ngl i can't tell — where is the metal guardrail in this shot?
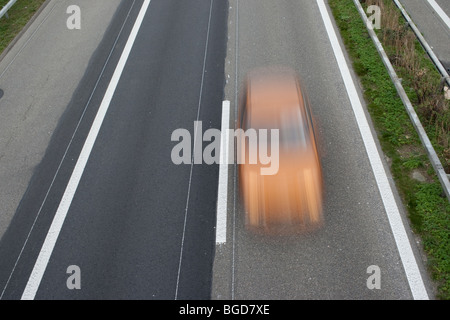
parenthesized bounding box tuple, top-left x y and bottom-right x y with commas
(392, 0, 450, 88)
(0, 0, 18, 20)
(353, 0, 450, 201)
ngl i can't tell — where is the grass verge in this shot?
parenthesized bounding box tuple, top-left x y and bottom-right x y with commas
(329, 0, 450, 299)
(0, 0, 47, 56)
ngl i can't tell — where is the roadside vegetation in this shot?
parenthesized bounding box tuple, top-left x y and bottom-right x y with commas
(0, 0, 46, 56)
(329, 0, 450, 299)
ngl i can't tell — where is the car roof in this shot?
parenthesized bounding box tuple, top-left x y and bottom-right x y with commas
(246, 68, 306, 126)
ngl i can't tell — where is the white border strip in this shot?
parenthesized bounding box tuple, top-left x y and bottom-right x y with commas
(21, 0, 152, 300)
(427, 0, 450, 29)
(317, 0, 428, 300)
(216, 101, 230, 244)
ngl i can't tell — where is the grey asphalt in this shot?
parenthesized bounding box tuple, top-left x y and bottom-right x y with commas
(0, 0, 227, 299)
(0, 0, 122, 240)
(0, 0, 437, 301)
(212, 0, 435, 300)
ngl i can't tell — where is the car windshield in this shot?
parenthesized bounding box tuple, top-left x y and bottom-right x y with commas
(279, 107, 309, 150)
(251, 106, 310, 151)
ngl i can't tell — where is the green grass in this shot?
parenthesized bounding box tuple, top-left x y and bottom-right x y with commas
(329, 0, 450, 299)
(0, 0, 47, 55)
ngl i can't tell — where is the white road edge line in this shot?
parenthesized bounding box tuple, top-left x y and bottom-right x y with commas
(216, 101, 230, 244)
(427, 0, 450, 29)
(20, 0, 152, 300)
(317, 0, 429, 300)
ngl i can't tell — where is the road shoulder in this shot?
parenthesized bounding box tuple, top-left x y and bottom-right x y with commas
(0, 0, 122, 239)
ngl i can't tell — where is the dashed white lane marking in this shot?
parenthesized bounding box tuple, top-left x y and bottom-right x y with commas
(216, 100, 230, 245)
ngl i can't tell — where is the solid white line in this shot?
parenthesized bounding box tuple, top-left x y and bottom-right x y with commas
(216, 101, 230, 244)
(317, 0, 429, 300)
(427, 0, 450, 29)
(0, 0, 137, 300)
(20, 0, 152, 300)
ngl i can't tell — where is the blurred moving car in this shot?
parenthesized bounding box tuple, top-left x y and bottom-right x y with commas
(238, 67, 323, 233)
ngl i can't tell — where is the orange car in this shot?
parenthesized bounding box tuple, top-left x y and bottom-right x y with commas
(238, 67, 324, 233)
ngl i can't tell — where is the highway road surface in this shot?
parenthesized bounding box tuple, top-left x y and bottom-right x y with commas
(0, 0, 228, 300)
(212, 0, 435, 300)
(0, 0, 437, 300)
